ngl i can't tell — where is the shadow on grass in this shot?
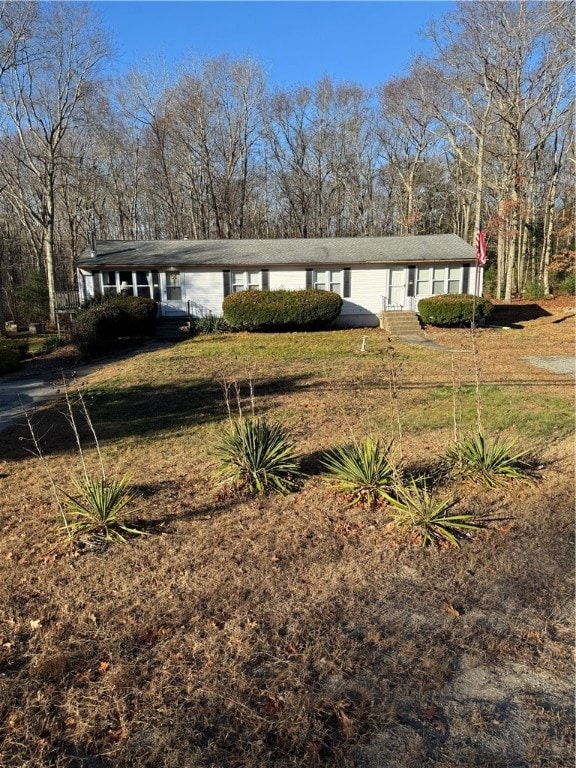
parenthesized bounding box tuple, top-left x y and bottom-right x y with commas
(552, 313, 575, 324)
(131, 480, 241, 528)
(68, 497, 240, 551)
(300, 448, 329, 477)
(0, 373, 319, 461)
(90, 372, 317, 443)
(487, 303, 552, 325)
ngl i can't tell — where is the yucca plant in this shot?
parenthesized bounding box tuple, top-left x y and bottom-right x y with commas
(320, 436, 396, 507)
(214, 417, 302, 495)
(25, 377, 145, 543)
(445, 432, 532, 488)
(61, 475, 144, 542)
(383, 479, 479, 548)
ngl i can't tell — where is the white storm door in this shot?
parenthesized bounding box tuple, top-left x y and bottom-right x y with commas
(162, 270, 186, 315)
(388, 267, 406, 308)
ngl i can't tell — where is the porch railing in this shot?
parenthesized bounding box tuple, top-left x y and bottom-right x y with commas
(55, 290, 81, 310)
(381, 296, 418, 312)
(187, 300, 213, 318)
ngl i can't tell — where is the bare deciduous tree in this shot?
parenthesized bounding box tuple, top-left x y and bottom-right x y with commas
(0, 2, 109, 321)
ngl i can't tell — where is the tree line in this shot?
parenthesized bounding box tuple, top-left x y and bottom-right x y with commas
(0, 0, 573, 325)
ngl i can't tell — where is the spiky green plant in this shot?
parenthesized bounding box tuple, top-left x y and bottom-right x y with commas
(61, 475, 143, 542)
(445, 432, 532, 488)
(320, 437, 396, 507)
(214, 417, 302, 495)
(383, 479, 479, 548)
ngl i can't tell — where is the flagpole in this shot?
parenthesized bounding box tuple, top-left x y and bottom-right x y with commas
(472, 234, 479, 329)
(473, 260, 482, 327)
(473, 220, 487, 328)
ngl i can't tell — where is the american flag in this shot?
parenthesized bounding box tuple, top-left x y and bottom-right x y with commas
(475, 223, 487, 267)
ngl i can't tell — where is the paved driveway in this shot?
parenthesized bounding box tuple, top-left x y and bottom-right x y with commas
(0, 374, 65, 433)
(0, 341, 165, 434)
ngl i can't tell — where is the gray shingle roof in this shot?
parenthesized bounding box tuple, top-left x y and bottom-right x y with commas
(76, 234, 475, 270)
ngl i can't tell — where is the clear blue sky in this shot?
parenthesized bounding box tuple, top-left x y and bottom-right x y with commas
(94, 1, 454, 89)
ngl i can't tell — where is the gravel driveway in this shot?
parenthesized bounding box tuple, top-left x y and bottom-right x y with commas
(523, 356, 575, 377)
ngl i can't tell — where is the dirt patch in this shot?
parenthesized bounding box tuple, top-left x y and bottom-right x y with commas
(352, 654, 573, 767)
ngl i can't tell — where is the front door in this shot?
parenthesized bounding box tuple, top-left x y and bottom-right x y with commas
(161, 270, 187, 315)
(388, 266, 406, 309)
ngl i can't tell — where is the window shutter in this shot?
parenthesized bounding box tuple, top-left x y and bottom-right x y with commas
(306, 268, 313, 289)
(343, 268, 351, 298)
(462, 264, 470, 294)
(261, 269, 269, 290)
(151, 270, 161, 302)
(407, 266, 416, 298)
(223, 270, 231, 297)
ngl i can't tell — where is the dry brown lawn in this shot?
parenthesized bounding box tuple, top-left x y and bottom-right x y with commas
(0, 298, 574, 767)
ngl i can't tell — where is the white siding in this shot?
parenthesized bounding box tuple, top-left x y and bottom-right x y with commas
(80, 263, 478, 328)
(346, 266, 389, 314)
(269, 269, 304, 291)
(182, 270, 225, 315)
(270, 266, 385, 325)
(77, 269, 92, 304)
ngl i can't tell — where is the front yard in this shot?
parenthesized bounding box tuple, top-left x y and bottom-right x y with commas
(0, 299, 573, 767)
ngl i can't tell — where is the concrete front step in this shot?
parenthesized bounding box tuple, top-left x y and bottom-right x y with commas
(383, 317, 421, 325)
(379, 311, 422, 336)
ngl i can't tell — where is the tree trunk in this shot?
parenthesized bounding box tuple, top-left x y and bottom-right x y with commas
(44, 185, 57, 323)
(541, 132, 563, 295)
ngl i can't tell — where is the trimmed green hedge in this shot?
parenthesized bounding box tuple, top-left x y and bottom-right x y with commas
(71, 295, 157, 357)
(222, 289, 343, 331)
(418, 294, 493, 327)
(97, 295, 158, 337)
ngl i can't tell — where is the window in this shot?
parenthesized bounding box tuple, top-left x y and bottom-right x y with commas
(231, 270, 262, 292)
(98, 270, 158, 299)
(416, 267, 430, 296)
(418, 266, 462, 296)
(313, 269, 342, 295)
(231, 271, 245, 292)
(432, 267, 446, 295)
(247, 271, 260, 290)
(306, 268, 350, 297)
(119, 271, 134, 296)
(447, 266, 460, 294)
(136, 271, 151, 297)
(102, 271, 117, 295)
(166, 271, 182, 301)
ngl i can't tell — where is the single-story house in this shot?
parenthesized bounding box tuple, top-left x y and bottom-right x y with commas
(76, 234, 480, 328)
